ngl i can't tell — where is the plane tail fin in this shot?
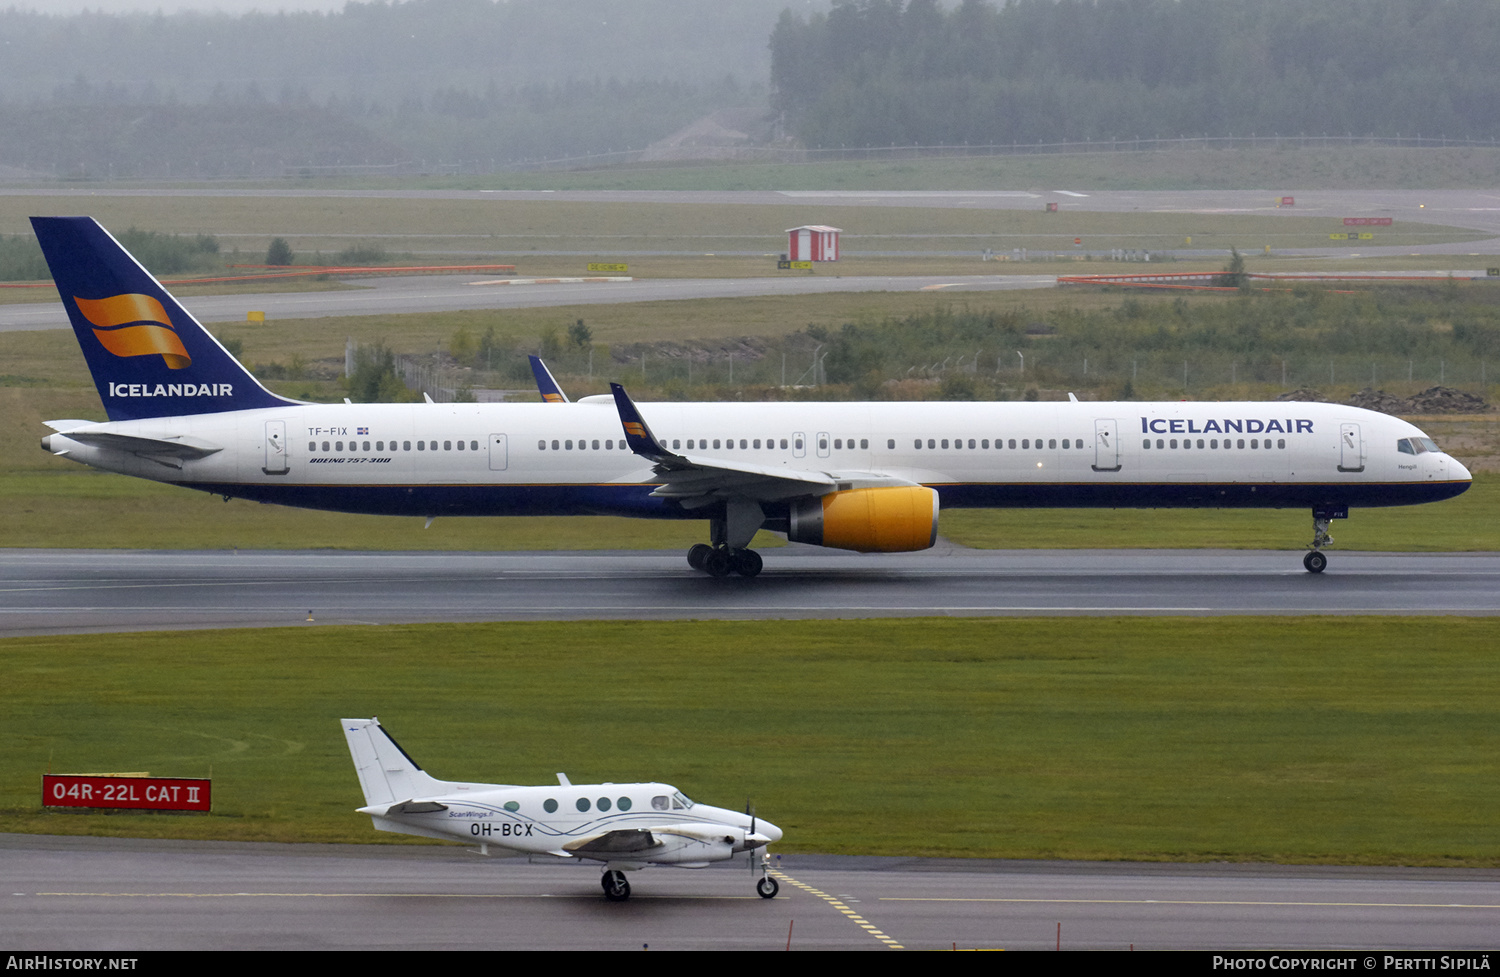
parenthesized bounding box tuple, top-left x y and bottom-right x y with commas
(528, 355, 570, 403)
(30, 216, 299, 422)
(341, 717, 452, 805)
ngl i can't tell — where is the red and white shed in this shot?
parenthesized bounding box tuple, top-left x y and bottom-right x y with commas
(786, 225, 842, 262)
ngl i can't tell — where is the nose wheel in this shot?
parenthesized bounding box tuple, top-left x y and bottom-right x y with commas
(1304, 514, 1334, 574)
(601, 869, 631, 902)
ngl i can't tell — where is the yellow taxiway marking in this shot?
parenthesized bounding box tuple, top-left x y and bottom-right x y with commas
(882, 897, 1500, 910)
(768, 870, 903, 950)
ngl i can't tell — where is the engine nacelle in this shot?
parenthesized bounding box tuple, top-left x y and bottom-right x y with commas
(787, 486, 939, 553)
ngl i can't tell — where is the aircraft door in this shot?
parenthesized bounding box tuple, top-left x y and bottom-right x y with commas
(816, 431, 831, 459)
(262, 420, 288, 475)
(489, 433, 508, 471)
(1091, 418, 1121, 472)
(1338, 422, 1364, 472)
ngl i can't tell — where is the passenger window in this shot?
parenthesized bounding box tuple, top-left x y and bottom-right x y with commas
(504, 801, 519, 812)
(740, 439, 747, 449)
(941, 439, 949, 449)
(888, 439, 896, 449)
(1022, 439, 1029, 449)
(795, 438, 803, 450)
(754, 439, 762, 449)
(363, 441, 370, 451)
(781, 439, 789, 449)
(544, 798, 558, 813)
(652, 795, 669, 811)
(417, 441, 425, 451)
(861, 439, 869, 449)
(538, 440, 546, 450)
(1049, 439, 1056, 449)
(565, 440, 572, 450)
(551, 440, 559, 451)
(1278, 439, 1286, 449)
(457, 440, 465, 451)
(472, 441, 480, 451)
(403, 441, 411, 451)
(576, 798, 591, 812)
(1143, 439, 1151, 449)
(1008, 439, 1016, 449)
(597, 797, 611, 812)
(376, 441, 384, 451)
(618, 797, 632, 811)
(914, 439, 922, 449)
(308, 441, 316, 451)
(968, 439, 976, 449)
(606, 440, 614, 450)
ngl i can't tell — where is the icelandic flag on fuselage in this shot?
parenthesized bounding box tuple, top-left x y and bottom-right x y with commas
(31, 216, 299, 421)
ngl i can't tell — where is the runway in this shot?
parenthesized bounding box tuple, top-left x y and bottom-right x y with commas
(4, 834, 1497, 951)
(0, 272, 1057, 333)
(2, 547, 1498, 637)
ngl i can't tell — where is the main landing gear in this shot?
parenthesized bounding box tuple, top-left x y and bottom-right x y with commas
(687, 543, 762, 578)
(1303, 512, 1335, 574)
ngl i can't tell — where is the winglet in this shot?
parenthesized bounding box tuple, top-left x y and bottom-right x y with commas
(609, 383, 671, 461)
(528, 355, 569, 403)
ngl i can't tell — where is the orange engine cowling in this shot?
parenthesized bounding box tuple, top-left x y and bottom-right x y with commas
(787, 486, 939, 553)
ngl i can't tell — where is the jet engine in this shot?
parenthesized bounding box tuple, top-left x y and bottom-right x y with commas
(787, 486, 939, 552)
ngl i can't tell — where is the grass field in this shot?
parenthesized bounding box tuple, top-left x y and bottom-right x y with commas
(5, 617, 1498, 865)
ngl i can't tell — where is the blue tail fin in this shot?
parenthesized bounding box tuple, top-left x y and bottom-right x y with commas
(31, 216, 298, 421)
(528, 355, 570, 403)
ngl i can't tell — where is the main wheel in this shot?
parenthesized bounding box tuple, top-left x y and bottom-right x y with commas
(731, 548, 763, 578)
(703, 547, 733, 577)
(1303, 550, 1328, 574)
(756, 876, 779, 899)
(603, 871, 631, 902)
(687, 543, 713, 570)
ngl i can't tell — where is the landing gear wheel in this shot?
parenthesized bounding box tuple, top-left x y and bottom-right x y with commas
(602, 870, 631, 902)
(756, 876, 779, 899)
(703, 547, 733, 578)
(1303, 550, 1328, 574)
(731, 548, 763, 578)
(687, 543, 713, 571)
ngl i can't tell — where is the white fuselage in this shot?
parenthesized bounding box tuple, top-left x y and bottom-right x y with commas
(43, 398, 1469, 520)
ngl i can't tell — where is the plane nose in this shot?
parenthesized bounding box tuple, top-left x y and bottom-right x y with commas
(755, 819, 783, 845)
(1452, 457, 1473, 483)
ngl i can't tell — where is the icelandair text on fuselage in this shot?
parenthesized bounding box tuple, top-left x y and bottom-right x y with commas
(108, 382, 231, 398)
(6, 958, 137, 970)
(1142, 417, 1314, 435)
(1213, 957, 1491, 971)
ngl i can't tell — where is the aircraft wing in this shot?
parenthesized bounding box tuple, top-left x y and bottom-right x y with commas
(608, 383, 917, 507)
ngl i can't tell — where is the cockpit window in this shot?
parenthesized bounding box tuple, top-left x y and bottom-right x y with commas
(1397, 439, 1416, 455)
(1400, 437, 1442, 455)
(671, 791, 694, 810)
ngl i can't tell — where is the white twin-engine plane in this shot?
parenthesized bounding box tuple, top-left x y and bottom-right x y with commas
(33, 216, 1471, 575)
(342, 718, 782, 901)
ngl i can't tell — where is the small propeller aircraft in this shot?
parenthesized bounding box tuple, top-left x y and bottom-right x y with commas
(341, 717, 782, 901)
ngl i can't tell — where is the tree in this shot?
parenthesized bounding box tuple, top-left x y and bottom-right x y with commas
(266, 237, 294, 266)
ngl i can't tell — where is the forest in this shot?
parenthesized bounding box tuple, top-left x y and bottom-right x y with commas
(771, 0, 1500, 148)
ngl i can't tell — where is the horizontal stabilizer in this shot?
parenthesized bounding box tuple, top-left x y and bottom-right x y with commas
(49, 428, 223, 460)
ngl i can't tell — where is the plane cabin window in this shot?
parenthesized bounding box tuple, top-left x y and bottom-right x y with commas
(445, 441, 453, 451)
(597, 797, 612, 812)
(1143, 439, 1151, 449)
(504, 801, 519, 812)
(590, 440, 598, 450)
(376, 441, 384, 451)
(1278, 439, 1286, 449)
(782, 439, 789, 449)
(544, 798, 558, 813)
(403, 441, 411, 451)
(417, 441, 425, 451)
(819, 438, 829, 450)
(318, 441, 327, 451)
(1021, 439, 1029, 449)
(795, 438, 804, 450)
(457, 440, 465, 451)
(1157, 439, 1165, 449)
(834, 439, 842, 450)
(1170, 439, 1178, 449)
(565, 440, 573, 450)
(672, 440, 681, 449)
(914, 440, 922, 449)
(617, 797, 632, 811)
(753, 439, 762, 449)
(981, 439, 989, 449)
(308, 441, 317, 451)
(1251, 439, 1259, 449)
(538, 440, 546, 450)
(740, 439, 747, 449)
(550, 440, 559, 451)
(1008, 439, 1017, 449)
(1237, 439, 1245, 449)
(939, 439, 948, 449)
(713, 439, 721, 449)
(888, 439, 896, 449)
(576, 798, 591, 812)
(652, 795, 669, 811)
(1049, 439, 1056, 449)
(363, 441, 371, 451)
(606, 440, 614, 450)
(1211, 439, 1219, 449)
(860, 439, 868, 449)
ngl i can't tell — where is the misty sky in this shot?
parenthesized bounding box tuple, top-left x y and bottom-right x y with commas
(14, 1, 347, 13)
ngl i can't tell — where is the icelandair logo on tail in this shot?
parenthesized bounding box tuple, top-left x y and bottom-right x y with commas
(74, 293, 191, 370)
(623, 421, 646, 438)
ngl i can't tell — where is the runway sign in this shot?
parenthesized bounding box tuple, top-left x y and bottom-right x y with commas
(43, 774, 211, 812)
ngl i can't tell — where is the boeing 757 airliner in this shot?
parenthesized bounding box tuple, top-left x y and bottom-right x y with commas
(32, 217, 1471, 576)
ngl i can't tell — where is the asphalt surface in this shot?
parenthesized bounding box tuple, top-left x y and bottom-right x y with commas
(3, 834, 1497, 951)
(3, 547, 1498, 637)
